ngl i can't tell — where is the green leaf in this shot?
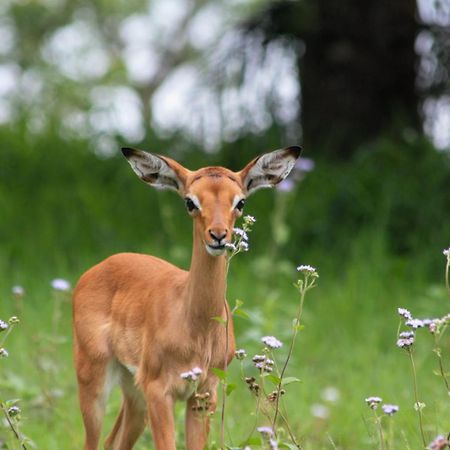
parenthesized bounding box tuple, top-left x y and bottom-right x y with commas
(240, 437, 261, 446)
(281, 377, 301, 386)
(267, 374, 282, 385)
(210, 368, 227, 380)
(233, 309, 250, 320)
(211, 316, 227, 326)
(226, 383, 236, 396)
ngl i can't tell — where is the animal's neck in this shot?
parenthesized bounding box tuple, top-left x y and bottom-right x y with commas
(185, 230, 228, 329)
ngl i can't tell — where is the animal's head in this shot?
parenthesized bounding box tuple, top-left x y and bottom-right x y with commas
(122, 146, 301, 256)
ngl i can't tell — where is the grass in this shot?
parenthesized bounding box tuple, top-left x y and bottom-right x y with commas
(1, 234, 449, 449)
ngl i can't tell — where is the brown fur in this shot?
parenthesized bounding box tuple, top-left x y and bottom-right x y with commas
(73, 146, 300, 450)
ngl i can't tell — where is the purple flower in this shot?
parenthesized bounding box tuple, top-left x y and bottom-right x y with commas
(397, 330, 415, 349)
(427, 435, 449, 450)
(405, 318, 425, 329)
(261, 336, 283, 349)
(397, 308, 412, 320)
(257, 426, 274, 437)
(276, 178, 295, 192)
(382, 404, 399, 415)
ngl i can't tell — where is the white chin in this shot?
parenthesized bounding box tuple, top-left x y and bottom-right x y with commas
(206, 245, 226, 257)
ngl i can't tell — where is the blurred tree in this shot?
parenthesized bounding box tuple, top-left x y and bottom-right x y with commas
(243, 0, 420, 158)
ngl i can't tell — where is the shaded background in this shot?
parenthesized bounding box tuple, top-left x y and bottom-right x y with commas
(1, 1, 450, 448)
(1, 0, 449, 280)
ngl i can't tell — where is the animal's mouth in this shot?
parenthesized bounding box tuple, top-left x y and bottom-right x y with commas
(206, 243, 226, 256)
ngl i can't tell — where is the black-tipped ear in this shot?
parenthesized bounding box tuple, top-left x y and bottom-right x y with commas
(121, 147, 137, 158)
(121, 147, 189, 194)
(238, 145, 302, 195)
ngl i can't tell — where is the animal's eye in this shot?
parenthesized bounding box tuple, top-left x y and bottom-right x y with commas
(235, 199, 245, 211)
(185, 198, 198, 213)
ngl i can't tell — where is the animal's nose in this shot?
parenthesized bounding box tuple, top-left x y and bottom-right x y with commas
(209, 229, 227, 242)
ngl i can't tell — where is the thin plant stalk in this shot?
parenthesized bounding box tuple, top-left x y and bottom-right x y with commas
(272, 273, 317, 431)
(1, 404, 27, 450)
(373, 409, 385, 450)
(445, 252, 449, 299)
(407, 349, 427, 448)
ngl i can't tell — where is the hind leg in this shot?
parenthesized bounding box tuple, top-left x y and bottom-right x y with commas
(104, 369, 146, 450)
(76, 356, 112, 450)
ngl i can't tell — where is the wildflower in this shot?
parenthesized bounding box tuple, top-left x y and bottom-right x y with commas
(267, 389, 285, 402)
(443, 248, 450, 257)
(180, 367, 202, 382)
(8, 316, 19, 325)
(244, 215, 256, 224)
(0, 320, 8, 332)
(7, 406, 20, 418)
(269, 438, 279, 450)
(235, 349, 247, 360)
(238, 240, 249, 251)
(12, 285, 24, 297)
(252, 355, 274, 373)
(225, 243, 237, 252)
(311, 403, 330, 419)
(427, 434, 449, 450)
(397, 308, 412, 320)
(257, 426, 274, 437)
(382, 404, 399, 416)
(0, 348, 9, 358)
(322, 386, 340, 403)
(277, 178, 295, 192)
(297, 265, 317, 274)
(429, 321, 438, 334)
(405, 318, 425, 329)
(51, 278, 71, 291)
(365, 396, 382, 409)
(396, 331, 415, 349)
(296, 157, 315, 172)
(233, 227, 248, 241)
(261, 336, 283, 349)
(245, 376, 260, 395)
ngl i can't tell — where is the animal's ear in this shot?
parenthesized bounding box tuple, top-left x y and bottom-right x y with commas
(238, 146, 302, 195)
(121, 148, 190, 194)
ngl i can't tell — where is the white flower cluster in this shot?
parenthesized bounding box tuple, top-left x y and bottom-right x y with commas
(261, 336, 283, 349)
(396, 331, 415, 349)
(180, 367, 203, 382)
(398, 307, 450, 335)
(443, 247, 450, 258)
(252, 354, 274, 373)
(296, 264, 317, 274)
(0, 320, 8, 332)
(51, 278, 71, 292)
(234, 349, 247, 360)
(365, 396, 383, 410)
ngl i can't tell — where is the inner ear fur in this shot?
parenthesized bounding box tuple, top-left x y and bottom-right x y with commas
(121, 147, 190, 194)
(238, 146, 302, 195)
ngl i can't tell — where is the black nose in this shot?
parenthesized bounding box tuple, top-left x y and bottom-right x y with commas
(209, 229, 227, 242)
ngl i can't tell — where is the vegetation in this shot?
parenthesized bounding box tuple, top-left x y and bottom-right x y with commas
(1, 126, 449, 449)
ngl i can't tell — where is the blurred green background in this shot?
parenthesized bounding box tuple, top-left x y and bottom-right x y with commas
(1, 0, 450, 449)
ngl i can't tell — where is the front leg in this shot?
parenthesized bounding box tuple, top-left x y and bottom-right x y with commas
(145, 381, 176, 450)
(185, 380, 218, 450)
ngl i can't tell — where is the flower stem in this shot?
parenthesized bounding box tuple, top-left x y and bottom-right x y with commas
(373, 410, 385, 450)
(1, 404, 27, 450)
(408, 350, 427, 448)
(272, 276, 315, 433)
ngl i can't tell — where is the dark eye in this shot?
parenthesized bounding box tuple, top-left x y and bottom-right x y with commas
(185, 198, 198, 213)
(235, 199, 245, 211)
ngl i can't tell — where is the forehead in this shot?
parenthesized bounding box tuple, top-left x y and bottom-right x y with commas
(186, 167, 243, 198)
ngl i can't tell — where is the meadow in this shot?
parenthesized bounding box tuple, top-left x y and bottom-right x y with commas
(1, 131, 450, 449)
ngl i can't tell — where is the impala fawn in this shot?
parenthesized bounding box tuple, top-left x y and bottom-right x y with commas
(73, 145, 301, 450)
